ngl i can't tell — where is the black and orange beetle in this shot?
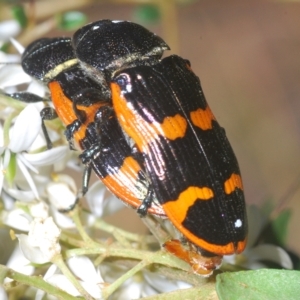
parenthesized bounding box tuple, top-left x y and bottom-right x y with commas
(72, 19, 247, 256)
(12, 20, 247, 275)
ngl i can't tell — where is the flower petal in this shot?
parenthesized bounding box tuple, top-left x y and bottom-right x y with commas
(22, 146, 69, 166)
(9, 104, 41, 152)
(27, 80, 46, 97)
(47, 181, 76, 211)
(46, 274, 80, 296)
(86, 181, 124, 217)
(10, 38, 24, 54)
(17, 156, 39, 199)
(0, 65, 31, 88)
(144, 271, 191, 294)
(18, 217, 61, 263)
(0, 52, 20, 65)
(6, 246, 34, 277)
(0, 287, 8, 300)
(6, 186, 36, 202)
(80, 281, 103, 299)
(68, 256, 103, 284)
(30, 201, 49, 219)
(35, 264, 58, 300)
(0, 159, 3, 194)
(17, 233, 49, 264)
(115, 279, 142, 299)
(0, 20, 21, 41)
(50, 208, 75, 229)
(2, 208, 31, 231)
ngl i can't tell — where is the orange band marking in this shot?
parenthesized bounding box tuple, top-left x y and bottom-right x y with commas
(190, 106, 216, 130)
(111, 83, 187, 153)
(102, 156, 140, 198)
(162, 186, 213, 224)
(224, 173, 243, 194)
(102, 156, 165, 216)
(49, 81, 106, 148)
(162, 185, 246, 255)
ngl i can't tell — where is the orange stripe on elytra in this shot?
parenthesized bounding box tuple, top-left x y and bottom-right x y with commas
(162, 186, 214, 224)
(162, 185, 246, 255)
(224, 173, 243, 194)
(111, 83, 187, 152)
(49, 81, 106, 148)
(190, 105, 216, 130)
(102, 156, 141, 199)
(102, 156, 165, 216)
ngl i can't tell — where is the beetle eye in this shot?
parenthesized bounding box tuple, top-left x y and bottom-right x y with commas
(116, 74, 129, 85)
(116, 74, 132, 93)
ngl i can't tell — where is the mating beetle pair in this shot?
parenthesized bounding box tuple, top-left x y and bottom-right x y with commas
(13, 20, 247, 275)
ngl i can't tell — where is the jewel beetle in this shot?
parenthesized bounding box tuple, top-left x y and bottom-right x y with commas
(13, 36, 165, 215)
(72, 20, 248, 256)
(14, 34, 221, 275)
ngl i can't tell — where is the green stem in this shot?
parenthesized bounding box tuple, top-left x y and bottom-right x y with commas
(69, 205, 100, 247)
(0, 264, 81, 300)
(66, 246, 190, 272)
(60, 231, 85, 248)
(102, 259, 151, 299)
(94, 219, 156, 244)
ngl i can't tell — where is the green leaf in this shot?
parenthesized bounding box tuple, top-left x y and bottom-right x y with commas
(261, 209, 291, 247)
(0, 42, 10, 53)
(271, 210, 291, 246)
(217, 269, 300, 300)
(133, 5, 160, 24)
(5, 152, 16, 185)
(11, 5, 27, 28)
(56, 11, 87, 31)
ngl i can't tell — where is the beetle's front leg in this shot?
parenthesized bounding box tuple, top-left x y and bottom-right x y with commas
(40, 107, 58, 149)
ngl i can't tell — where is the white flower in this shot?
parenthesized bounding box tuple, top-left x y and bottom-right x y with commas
(46, 174, 78, 211)
(0, 105, 68, 201)
(17, 216, 61, 264)
(2, 199, 49, 231)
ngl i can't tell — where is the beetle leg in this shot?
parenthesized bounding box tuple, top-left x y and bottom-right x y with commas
(5, 91, 49, 103)
(137, 188, 155, 217)
(94, 105, 114, 131)
(81, 164, 92, 196)
(64, 119, 81, 149)
(40, 107, 58, 149)
(79, 143, 102, 164)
